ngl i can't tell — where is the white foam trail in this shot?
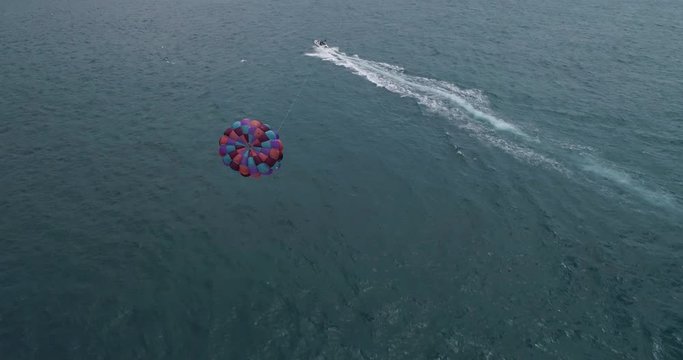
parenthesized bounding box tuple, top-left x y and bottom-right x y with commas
(582, 158, 679, 211)
(306, 45, 564, 171)
(307, 45, 680, 212)
(306, 46, 526, 136)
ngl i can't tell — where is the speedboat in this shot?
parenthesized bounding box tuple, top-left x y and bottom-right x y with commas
(314, 39, 328, 47)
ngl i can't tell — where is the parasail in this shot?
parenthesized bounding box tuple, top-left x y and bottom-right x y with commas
(219, 118, 283, 178)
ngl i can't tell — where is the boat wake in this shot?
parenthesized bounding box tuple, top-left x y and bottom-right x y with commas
(306, 44, 563, 171)
(305, 44, 680, 212)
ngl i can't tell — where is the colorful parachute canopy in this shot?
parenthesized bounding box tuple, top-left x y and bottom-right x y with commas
(219, 118, 283, 178)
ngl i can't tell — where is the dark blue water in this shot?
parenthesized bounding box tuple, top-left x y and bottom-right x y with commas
(1, 0, 682, 358)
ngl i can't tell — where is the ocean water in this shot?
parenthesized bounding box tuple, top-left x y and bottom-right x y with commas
(1, 0, 682, 358)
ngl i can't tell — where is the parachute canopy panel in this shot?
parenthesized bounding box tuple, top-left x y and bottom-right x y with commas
(219, 118, 283, 178)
